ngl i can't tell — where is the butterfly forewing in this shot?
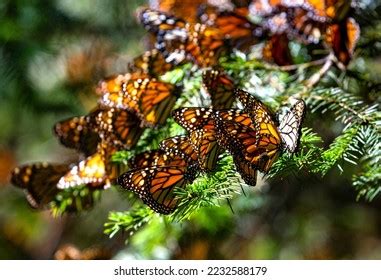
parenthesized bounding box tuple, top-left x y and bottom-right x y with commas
(278, 99, 306, 153)
(202, 69, 235, 109)
(57, 142, 117, 190)
(11, 163, 70, 208)
(53, 116, 100, 156)
(139, 8, 226, 67)
(88, 108, 144, 150)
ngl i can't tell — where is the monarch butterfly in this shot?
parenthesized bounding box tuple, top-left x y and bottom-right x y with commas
(214, 90, 305, 185)
(10, 162, 71, 209)
(214, 109, 265, 184)
(127, 49, 174, 78)
(100, 76, 180, 127)
(53, 115, 100, 156)
(119, 136, 198, 214)
(87, 108, 145, 150)
(205, 8, 262, 51)
(172, 107, 223, 172)
(262, 34, 293, 66)
(57, 141, 117, 190)
(202, 68, 235, 109)
(236, 89, 306, 153)
(138, 8, 226, 67)
(325, 17, 360, 65)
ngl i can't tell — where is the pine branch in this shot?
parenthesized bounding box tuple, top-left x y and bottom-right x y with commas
(352, 126, 381, 201)
(170, 155, 244, 221)
(306, 88, 380, 129)
(267, 127, 323, 178)
(317, 125, 361, 175)
(104, 207, 154, 239)
(50, 186, 102, 216)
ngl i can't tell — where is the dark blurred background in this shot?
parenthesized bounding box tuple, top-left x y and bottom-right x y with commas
(1, 0, 381, 260)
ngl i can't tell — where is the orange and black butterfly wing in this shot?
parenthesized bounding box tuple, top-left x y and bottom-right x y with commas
(263, 34, 293, 66)
(326, 17, 360, 65)
(57, 141, 117, 190)
(233, 155, 258, 186)
(190, 129, 223, 172)
(149, 0, 208, 23)
(139, 8, 187, 35)
(202, 68, 235, 109)
(128, 150, 167, 169)
(100, 77, 179, 127)
(304, 0, 352, 21)
(172, 107, 215, 131)
(214, 110, 257, 157)
(172, 107, 222, 171)
(185, 23, 226, 67)
(89, 108, 144, 150)
(213, 10, 261, 51)
(127, 49, 174, 78)
(128, 149, 187, 169)
(96, 74, 125, 96)
(133, 79, 180, 127)
(96, 73, 150, 96)
(118, 166, 194, 214)
(11, 163, 70, 208)
(53, 116, 100, 156)
(138, 9, 189, 65)
(139, 9, 225, 67)
(215, 109, 278, 174)
(234, 89, 281, 140)
(57, 153, 107, 190)
(159, 136, 199, 167)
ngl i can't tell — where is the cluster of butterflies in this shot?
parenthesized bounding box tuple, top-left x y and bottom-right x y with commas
(142, 0, 360, 66)
(118, 69, 306, 214)
(12, 0, 358, 214)
(10, 55, 183, 210)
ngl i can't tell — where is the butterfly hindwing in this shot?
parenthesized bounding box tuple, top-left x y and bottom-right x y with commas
(278, 99, 306, 153)
(118, 165, 194, 214)
(87, 108, 144, 150)
(128, 149, 186, 169)
(57, 142, 117, 190)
